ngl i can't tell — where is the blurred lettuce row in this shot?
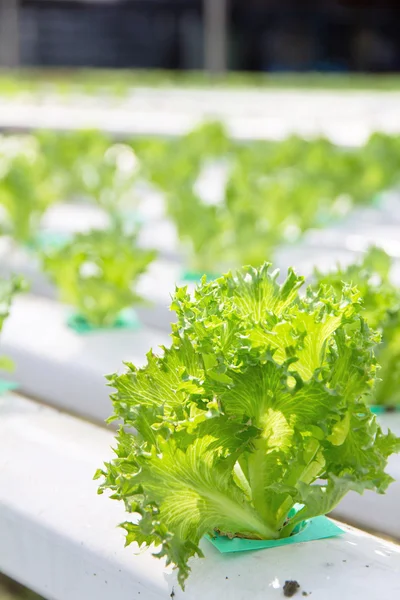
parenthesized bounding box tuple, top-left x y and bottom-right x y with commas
(313, 247, 400, 407)
(3, 71, 400, 97)
(1, 124, 400, 270)
(132, 126, 400, 272)
(0, 130, 141, 245)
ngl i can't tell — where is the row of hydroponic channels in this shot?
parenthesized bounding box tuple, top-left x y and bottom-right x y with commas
(1, 123, 400, 599)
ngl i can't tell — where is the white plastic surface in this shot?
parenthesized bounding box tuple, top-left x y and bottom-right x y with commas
(1, 88, 400, 145)
(274, 245, 359, 280)
(1, 394, 400, 600)
(0, 237, 54, 297)
(41, 202, 110, 234)
(43, 202, 181, 260)
(0, 295, 169, 423)
(305, 223, 400, 257)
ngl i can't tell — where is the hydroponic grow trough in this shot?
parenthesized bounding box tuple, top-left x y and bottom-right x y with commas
(1, 88, 400, 145)
(0, 294, 169, 423)
(1, 393, 399, 600)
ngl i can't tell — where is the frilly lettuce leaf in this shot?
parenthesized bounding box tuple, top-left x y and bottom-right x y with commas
(97, 262, 399, 588)
(314, 246, 400, 406)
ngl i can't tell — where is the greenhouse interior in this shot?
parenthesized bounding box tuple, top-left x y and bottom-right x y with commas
(1, 1, 400, 599)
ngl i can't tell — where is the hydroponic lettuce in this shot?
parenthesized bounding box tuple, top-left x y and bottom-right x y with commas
(37, 130, 139, 218)
(314, 247, 400, 406)
(0, 135, 58, 243)
(134, 122, 234, 272)
(134, 121, 232, 193)
(41, 226, 156, 327)
(36, 129, 111, 200)
(96, 263, 399, 587)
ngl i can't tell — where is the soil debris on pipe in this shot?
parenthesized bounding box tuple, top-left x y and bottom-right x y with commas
(283, 580, 301, 597)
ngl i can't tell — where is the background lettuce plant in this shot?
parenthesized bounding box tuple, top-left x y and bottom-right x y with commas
(74, 142, 140, 218)
(41, 226, 156, 327)
(37, 130, 139, 219)
(314, 247, 400, 406)
(135, 127, 400, 272)
(0, 135, 58, 243)
(133, 122, 234, 273)
(96, 263, 399, 587)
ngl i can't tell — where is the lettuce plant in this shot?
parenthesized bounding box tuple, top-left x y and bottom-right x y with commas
(223, 134, 400, 267)
(96, 263, 399, 587)
(134, 121, 232, 193)
(225, 164, 337, 266)
(41, 226, 156, 327)
(0, 135, 58, 243)
(37, 130, 139, 218)
(314, 247, 400, 406)
(134, 122, 233, 272)
(36, 129, 111, 200)
(77, 142, 140, 218)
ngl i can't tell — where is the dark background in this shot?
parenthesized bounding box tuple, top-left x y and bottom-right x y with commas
(17, 0, 400, 72)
